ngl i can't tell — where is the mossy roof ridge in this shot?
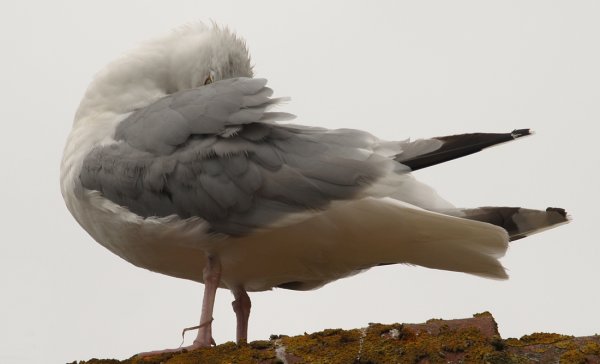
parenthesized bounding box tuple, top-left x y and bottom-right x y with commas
(72, 313, 600, 364)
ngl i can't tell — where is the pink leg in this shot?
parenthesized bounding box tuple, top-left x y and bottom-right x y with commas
(137, 254, 221, 357)
(193, 255, 221, 347)
(231, 287, 251, 344)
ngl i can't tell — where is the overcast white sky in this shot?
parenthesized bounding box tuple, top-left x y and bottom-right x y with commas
(1, 1, 599, 363)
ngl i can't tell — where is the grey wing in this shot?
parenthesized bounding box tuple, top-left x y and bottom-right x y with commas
(113, 77, 294, 155)
(80, 78, 396, 235)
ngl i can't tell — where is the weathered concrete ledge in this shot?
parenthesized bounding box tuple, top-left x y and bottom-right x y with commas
(72, 312, 600, 364)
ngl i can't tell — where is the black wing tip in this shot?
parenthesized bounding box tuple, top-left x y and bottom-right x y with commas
(398, 128, 533, 172)
(511, 129, 532, 139)
(546, 206, 566, 217)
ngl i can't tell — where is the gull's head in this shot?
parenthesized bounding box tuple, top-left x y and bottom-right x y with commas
(75, 23, 253, 121)
(164, 23, 253, 90)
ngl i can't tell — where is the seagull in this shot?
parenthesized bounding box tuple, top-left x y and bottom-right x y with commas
(60, 23, 569, 354)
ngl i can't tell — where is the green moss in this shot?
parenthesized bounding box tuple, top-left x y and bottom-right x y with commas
(555, 340, 578, 350)
(280, 328, 363, 363)
(120, 341, 276, 364)
(490, 335, 506, 351)
(517, 332, 572, 345)
(481, 352, 531, 364)
(581, 341, 600, 355)
(560, 349, 589, 364)
(558, 340, 600, 364)
(75, 313, 600, 364)
(248, 340, 272, 350)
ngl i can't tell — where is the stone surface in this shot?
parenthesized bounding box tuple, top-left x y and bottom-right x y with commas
(71, 312, 600, 364)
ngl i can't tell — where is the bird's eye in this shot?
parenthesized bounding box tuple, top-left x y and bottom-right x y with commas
(204, 75, 214, 85)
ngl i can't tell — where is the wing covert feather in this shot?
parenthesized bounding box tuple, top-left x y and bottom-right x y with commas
(81, 79, 399, 235)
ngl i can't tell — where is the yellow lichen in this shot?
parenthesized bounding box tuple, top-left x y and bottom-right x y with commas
(560, 349, 588, 364)
(581, 340, 600, 355)
(512, 332, 572, 346)
(73, 313, 600, 364)
(555, 340, 578, 350)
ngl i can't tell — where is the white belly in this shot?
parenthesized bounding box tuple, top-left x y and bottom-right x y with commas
(62, 179, 509, 293)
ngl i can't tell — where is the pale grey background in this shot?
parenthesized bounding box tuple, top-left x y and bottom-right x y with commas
(1, 1, 598, 363)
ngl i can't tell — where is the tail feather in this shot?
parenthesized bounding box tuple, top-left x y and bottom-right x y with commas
(396, 129, 531, 171)
(446, 206, 570, 241)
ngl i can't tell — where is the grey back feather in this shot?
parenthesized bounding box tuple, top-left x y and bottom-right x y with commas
(81, 78, 393, 235)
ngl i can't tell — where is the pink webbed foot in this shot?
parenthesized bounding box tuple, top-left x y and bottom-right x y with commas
(136, 342, 209, 357)
(136, 319, 216, 357)
(136, 255, 222, 357)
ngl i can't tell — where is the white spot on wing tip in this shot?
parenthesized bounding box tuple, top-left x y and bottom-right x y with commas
(511, 129, 534, 139)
